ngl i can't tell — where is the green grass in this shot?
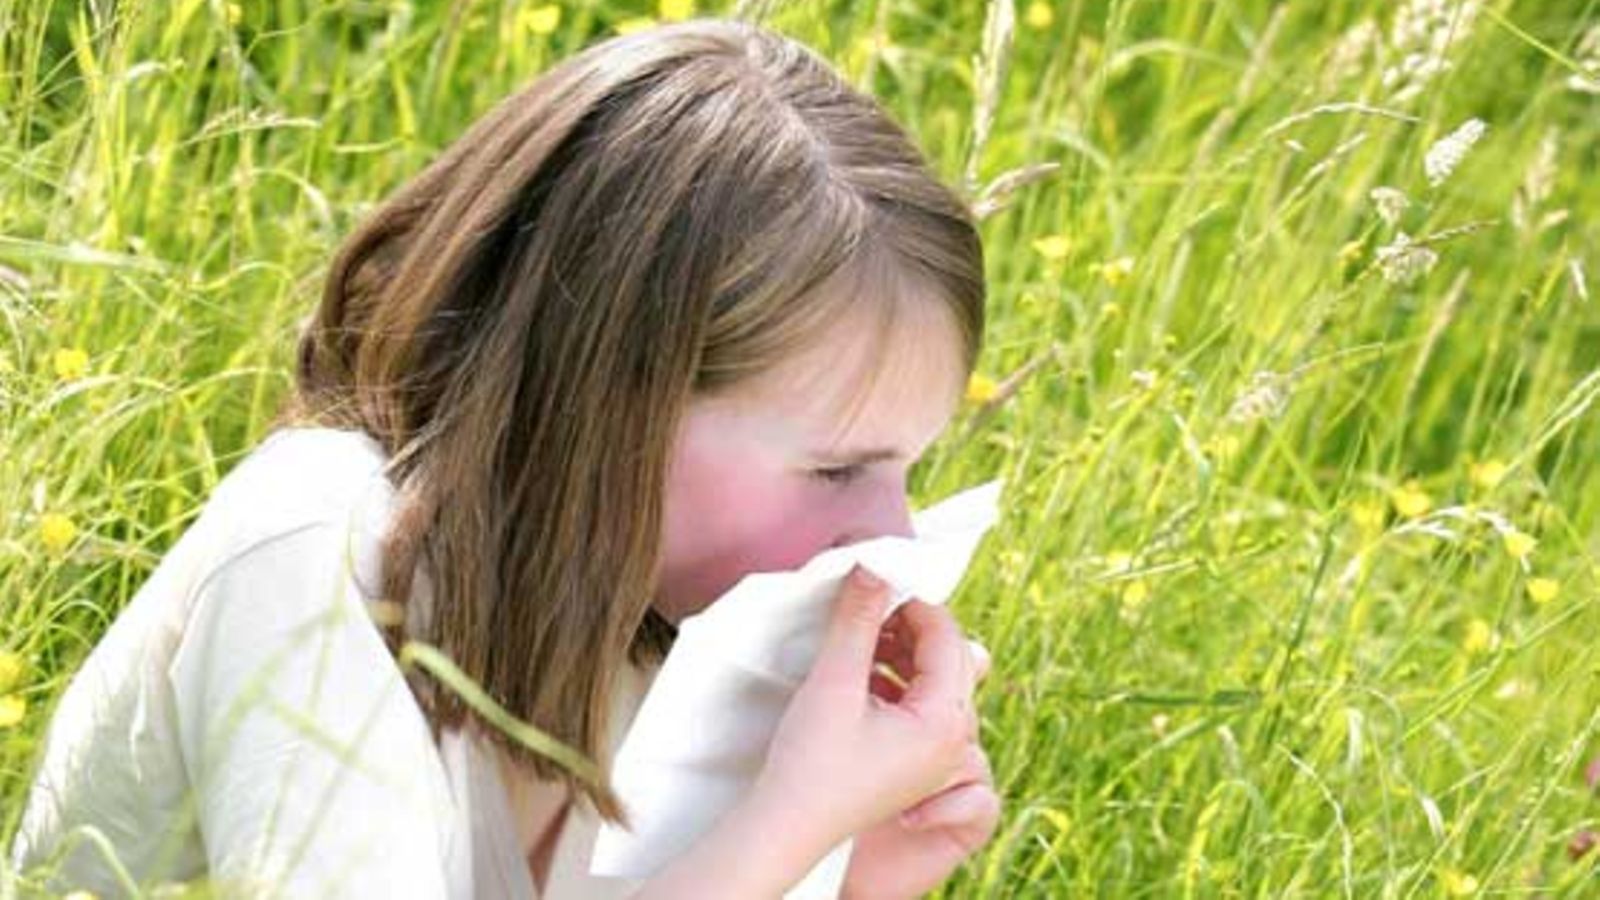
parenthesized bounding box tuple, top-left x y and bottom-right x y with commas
(3, 0, 1599, 896)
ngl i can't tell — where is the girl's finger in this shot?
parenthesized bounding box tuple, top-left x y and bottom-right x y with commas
(895, 599, 967, 711)
(883, 612, 987, 693)
(898, 780, 1002, 835)
(940, 740, 992, 791)
(915, 740, 991, 800)
(809, 564, 892, 696)
(968, 639, 990, 684)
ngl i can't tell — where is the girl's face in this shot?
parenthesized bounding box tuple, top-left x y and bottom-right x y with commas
(653, 299, 968, 625)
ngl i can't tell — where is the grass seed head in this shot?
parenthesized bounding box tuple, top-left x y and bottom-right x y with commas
(1424, 118, 1487, 187)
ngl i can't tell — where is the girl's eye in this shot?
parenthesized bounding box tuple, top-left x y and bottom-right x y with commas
(811, 465, 864, 486)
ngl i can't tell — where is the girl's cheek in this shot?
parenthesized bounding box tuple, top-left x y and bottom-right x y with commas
(754, 502, 841, 568)
(720, 481, 841, 570)
(658, 475, 835, 612)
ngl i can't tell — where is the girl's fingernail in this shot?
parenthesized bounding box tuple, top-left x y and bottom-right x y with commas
(969, 639, 990, 665)
(850, 563, 885, 590)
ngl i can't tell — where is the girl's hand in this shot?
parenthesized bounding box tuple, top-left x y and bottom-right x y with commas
(841, 626, 999, 900)
(748, 564, 984, 879)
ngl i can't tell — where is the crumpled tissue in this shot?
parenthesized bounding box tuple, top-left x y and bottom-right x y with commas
(590, 479, 1002, 898)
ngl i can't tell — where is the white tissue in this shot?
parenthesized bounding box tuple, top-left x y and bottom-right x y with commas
(591, 479, 1003, 898)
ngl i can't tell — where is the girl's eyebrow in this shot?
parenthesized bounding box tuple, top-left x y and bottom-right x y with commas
(810, 447, 902, 466)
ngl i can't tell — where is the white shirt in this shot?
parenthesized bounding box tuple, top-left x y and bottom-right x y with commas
(9, 427, 655, 898)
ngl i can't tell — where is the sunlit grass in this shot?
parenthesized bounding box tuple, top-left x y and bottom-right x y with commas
(3, 0, 1598, 896)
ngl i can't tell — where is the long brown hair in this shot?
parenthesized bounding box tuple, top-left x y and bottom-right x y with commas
(276, 17, 985, 823)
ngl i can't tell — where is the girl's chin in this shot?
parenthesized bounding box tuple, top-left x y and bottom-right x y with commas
(648, 594, 693, 628)
(650, 576, 730, 625)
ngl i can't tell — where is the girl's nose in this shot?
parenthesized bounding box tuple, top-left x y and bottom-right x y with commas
(830, 483, 915, 548)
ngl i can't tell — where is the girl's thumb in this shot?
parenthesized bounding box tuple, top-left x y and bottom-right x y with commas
(809, 563, 892, 691)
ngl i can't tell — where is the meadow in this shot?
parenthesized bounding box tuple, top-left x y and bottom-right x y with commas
(2, 0, 1598, 895)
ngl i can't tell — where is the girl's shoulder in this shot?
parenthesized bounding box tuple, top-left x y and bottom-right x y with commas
(185, 424, 398, 603)
(207, 425, 393, 543)
(169, 424, 403, 630)
(8, 427, 423, 893)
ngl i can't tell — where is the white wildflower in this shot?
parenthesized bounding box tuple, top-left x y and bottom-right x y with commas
(1511, 128, 1559, 233)
(1494, 678, 1533, 701)
(1424, 117, 1486, 187)
(1227, 371, 1292, 423)
(1382, 52, 1450, 102)
(1322, 18, 1380, 88)
(1375, 232, 1438, 285)
(1390, 0, 1477, 57)
(1569, 24, 1600, 94)
(1369, 186, 1410, 227)
(1381, 0, 1480, 104)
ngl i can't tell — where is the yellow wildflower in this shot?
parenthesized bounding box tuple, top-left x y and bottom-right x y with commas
(1024, 1, 1054, 30)
(965, 372, 1000, 405)
(1389, 480, 1431, 518)
(1501, 529, 1536, 560)
(226, 3, 241, 27)
(1031, 234, 1072, 261)
(0, 650, 23, 693)
(658, 0, 694, 21)
(1207, 433, 1241, 462)
(1350, 500, 1386, 532)
(855, 32, 890, 57)
(53, 347, 89, 381)
(1338, 239, 1364, 266)
(1120, 579, 1150, 609)
(1104, 551, 1133, 574)
(1440, 868, 1479, 896)
(1090, 256, 1135, 287)
(1099, 301, 1121, 320)
(615, 16, 657, 35)
(1462, 618, 1497, 655)
(524, 4, 561, 35)
(0, 694, 25, 728)
(1525, 577, 1559, 605)
(40, 513, 78, 554)
(1469, 458, 1507, 490)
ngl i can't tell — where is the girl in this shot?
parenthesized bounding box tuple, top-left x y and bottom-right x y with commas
(11, 16, 998, 898)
